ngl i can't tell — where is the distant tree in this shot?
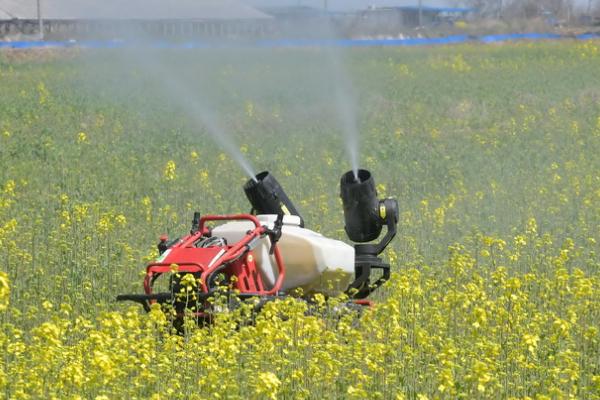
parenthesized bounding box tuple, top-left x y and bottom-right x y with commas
(458, 0, 576, 20)
(461, 0, 499, 16)
(539, 0, 575, 20)
(498, 0, 535, 18)
(523, 0, 539, 18)
(497, 0, 576, 20)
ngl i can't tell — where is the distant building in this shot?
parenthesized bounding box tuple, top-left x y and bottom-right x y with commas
(0, 1, 477, 42)
(396, 6, 474, 27)
(354, 6, 475, 33)
(0, 0, 273, 41)
(255, 4, 475, 39)
(257, 5, 345, 38)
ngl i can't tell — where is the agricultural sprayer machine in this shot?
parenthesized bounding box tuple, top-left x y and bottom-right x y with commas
(117, 169, 398, 323)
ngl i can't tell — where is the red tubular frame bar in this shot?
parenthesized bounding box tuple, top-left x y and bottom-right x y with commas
(198, 214, 285, 296)
(144, 214, 286, 299)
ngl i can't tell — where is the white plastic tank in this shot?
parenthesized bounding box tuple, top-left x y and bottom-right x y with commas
(211, 215, 355, 296)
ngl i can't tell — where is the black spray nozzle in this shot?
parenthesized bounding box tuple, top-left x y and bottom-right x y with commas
(340, 169, 398, 244)
(244, 171, 304, 227)
(191, 211, 201, 234)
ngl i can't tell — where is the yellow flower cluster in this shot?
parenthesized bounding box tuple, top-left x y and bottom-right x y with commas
(164, 160, 177, 181)
(77, 132, 88, 143)
(0, 271, 9, 311)
(0, 251, 597, 399)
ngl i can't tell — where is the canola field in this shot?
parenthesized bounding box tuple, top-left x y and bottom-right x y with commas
(0, 42, 599, 399)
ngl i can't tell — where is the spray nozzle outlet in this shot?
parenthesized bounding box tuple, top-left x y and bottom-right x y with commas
(340, 169, 398, 247)
(244, 171, 304, 228)
(341, 168, 398, 299)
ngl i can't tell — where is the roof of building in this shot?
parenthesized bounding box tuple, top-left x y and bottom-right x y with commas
(257, 6, 334, 17)
(0, 0, 272, 21)
(392, 5, 475, 13)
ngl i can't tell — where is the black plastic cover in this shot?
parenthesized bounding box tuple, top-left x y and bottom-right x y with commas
(244, 171, 304, 227)
(340, 169, 382, 243)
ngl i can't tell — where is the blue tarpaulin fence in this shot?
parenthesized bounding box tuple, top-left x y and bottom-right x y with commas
(1, 32, 599, 49)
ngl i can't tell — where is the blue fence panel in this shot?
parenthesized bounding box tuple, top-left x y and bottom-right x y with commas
(576, 33, 600, 40)
(1, 32, 600, 50)
(479, 32, 563, 43)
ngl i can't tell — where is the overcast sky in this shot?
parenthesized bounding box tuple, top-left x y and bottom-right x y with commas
(244, 0, 592, 12)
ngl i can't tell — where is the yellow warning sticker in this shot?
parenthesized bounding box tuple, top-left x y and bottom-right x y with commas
(379, 204, 386, 219)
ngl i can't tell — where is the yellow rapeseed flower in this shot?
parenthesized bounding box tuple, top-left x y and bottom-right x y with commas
(0, 271, 9, 311)
(255, 372, 281, 400)
(163, 160, 177, 181)
(77, 132, 87, 143)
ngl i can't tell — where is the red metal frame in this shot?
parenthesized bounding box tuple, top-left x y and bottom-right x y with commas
(143, 214, 286, 305)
